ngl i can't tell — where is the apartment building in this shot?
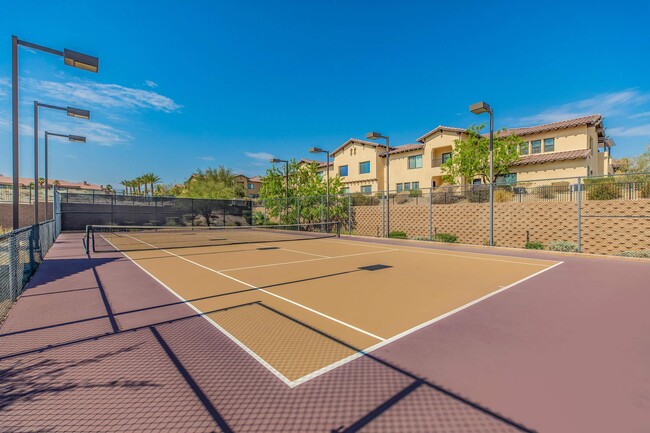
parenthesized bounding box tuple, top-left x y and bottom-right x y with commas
(313, 114, 613, 193)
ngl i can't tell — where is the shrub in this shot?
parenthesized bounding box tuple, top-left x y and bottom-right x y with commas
(433, 232, 457, 243)
(494, 189, 514, 203)
(548, 240, 578, 252)
(410, 236, 431, 241)
(536, 186, 556, 199)
(551, 181, 570, 193)
(431, 191, 457, 204)
(584, 177, 621, 200)
(638, 181, 650, 198)
(618, 250, 650, 258)
(525, 241, 544, 250)
(252, 210, 265, 225)
(409, 189, 423, 197)
(388, 230, 408, 239)
(395, 193, 410, 204)
(351, 193, 375, 206)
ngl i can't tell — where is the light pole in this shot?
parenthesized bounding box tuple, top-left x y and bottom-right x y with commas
(366, 132, 390, 237)
(470, 101, 494, 246)
(11, 35, 99, 229)
(270, 158, 289, 222)
(309, 147, 330, 223)
(44, 132, 86, 219)
(34, 103, 90, 223)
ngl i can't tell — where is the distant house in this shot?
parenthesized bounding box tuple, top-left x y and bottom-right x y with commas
(235, 174, 263, 198)
(0, 176, 104, 191)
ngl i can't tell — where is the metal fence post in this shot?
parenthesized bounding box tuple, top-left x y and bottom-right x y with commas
(348, 193, 352, 234)
(381, 192, 385, 237)
(8, 232, 18, 301)
(577, 177, 582, 253)
(429, 187, 433, 241)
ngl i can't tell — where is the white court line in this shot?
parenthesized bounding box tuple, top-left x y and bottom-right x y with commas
(252, 242, 330, 259)
(317, 237, 555, 267)
(99, 235, 296, 387)
(123, 234, 386, 342)
(218, 248, 398, 272)
(288, 260, 565, 387)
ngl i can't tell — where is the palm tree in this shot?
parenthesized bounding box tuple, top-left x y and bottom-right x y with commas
(105, 184, 114, 194)
(120, 180, 129, 195)
(141, 172, 162, 196)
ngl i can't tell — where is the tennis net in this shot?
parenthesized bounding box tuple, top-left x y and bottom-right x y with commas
(85, 222, 341, 253)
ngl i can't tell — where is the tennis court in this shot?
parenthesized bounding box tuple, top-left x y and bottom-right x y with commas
(85, 223, 560, 386)
(2, 223, 649, 432)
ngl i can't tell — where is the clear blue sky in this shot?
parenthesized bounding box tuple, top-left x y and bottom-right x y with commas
(1, 0, 649, 188)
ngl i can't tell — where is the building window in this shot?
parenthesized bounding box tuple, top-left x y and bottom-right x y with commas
(412, 181, 420, 190)
(404, 182, 411, 190)
(531, 140, 541, 154)
(544, 138, 555, 152)
(360, 185, 372, 194)
(589, 136, 593, 150)
(396, 183, 403, 192)
(341, 187, 350, 194)
(359, 161, 370, 174)
(441, 152, 452, 164)
(339, 165, 348, 176)
(496, 173, 517, 184)
(472, 178, 482, 185)
(408, 155, 423, 169)
(520, 142, 529, 155)
(247, 184, 254, 190)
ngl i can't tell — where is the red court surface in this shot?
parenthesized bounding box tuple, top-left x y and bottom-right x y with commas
(1, 232, 649, 432)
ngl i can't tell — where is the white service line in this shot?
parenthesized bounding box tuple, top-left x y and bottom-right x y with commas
(218, 248, 398, 272)
(251, 243, 330, 258)
(123, 234, 386, 342)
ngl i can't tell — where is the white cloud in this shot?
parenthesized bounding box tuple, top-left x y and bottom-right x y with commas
(607, 124, 650, 137)
(15, 117, 131, 147)
(245, 151, 274, 161)
(21, 77, 181, 113)
(0, 77, 9, 97)
(630, 111, 650, 119)
(515, 90, 650, 125)
(144, 80, 158, 88)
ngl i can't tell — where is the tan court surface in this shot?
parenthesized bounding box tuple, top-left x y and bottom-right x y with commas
(104, 232, 559, 385)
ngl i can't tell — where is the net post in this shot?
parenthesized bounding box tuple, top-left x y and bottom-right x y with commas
(336, 221, 341, 238)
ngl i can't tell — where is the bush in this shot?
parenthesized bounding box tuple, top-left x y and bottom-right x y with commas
(409, 189, 423, 197)
(525, 241, 544, 250)
(351, 193, 375, 206)
(536, 186, 556, 199)
(638, 181, 650, 198)
(395, 193, 410, 204)
(494, 189, 514, 203)
(548, 240, 578, 252)
(433, 232, 457, 243)
(410, 236, 431, 241)
(618, 250, 650, 258)
(388, 230, 408, 239)
(584, 177, 622, 200)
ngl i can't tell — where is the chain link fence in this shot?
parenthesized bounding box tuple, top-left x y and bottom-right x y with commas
(253, 173, 650, 258)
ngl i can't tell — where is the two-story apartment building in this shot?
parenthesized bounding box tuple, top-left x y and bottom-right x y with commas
(234, 174, 263, 198)
(312, 114, 613, 193)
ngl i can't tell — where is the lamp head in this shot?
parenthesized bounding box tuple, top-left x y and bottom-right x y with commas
(63, 49, 99, 73)
(309, 147, 325, 154)
(470, 101, 492, 115)
(270, 158, 282, 163)
(366, 132, 382, 140)
(68, 135, 87, 143)
(67, 107, 91, 120)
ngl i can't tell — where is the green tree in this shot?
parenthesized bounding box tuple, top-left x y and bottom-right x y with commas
(179, 166, 247, 199)
(141, 172, 161, 196)
(619, 144, 650, 173)
(120, 180, 130, 195)
(260, 160, 345, 224)
(442, 124, 522, 184)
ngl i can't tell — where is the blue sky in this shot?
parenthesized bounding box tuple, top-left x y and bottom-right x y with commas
(1, 0, 649, 188)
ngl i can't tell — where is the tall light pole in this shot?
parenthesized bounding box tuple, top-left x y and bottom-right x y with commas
(34, 103, 90, 223)
(366, 132, 390, 237)
(470, 101, 494, 246)
(44, 132, 86, 219)
(12, 35, 99, 229)
(309, 147, 330, 223)
(270, 158, 289, 222)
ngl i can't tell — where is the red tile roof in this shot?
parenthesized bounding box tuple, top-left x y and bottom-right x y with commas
(510, 149, 592, 166)
(379, 143, 424, 157)
(248, 176, 262, 183)
(416, 126, 468, 143)
(498, 114, 602, 137)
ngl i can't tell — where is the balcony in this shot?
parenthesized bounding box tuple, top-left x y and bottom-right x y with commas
(431, 157, 449, 176)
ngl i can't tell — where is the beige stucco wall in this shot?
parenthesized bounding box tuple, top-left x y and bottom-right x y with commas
(332, 142, 384, 193)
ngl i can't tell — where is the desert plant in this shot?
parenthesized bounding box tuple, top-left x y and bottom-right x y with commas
(525, 241, 544, 250)
(410, 236, 431, 241)
(351, 193, 375, 206)
(494, 189, 514, 203)
(637, 181, 650, 198)
(433, 232, 457, 243)
(548, 240, 578, 252)
(409, 189, 423, 197)
(536, 186, 556, 200)
(584, 177, 622, 200)
(395, 193, 410, 204)
(618, 250, 650, 258)
(388, 230, 408, 239)
(252, 210, 265, 225)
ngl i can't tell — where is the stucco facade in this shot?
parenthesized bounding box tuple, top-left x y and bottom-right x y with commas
(313, 114, 613, 192)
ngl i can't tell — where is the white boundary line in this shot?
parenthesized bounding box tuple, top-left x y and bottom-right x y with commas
(100, 235, 296, 386)
(217, 248, 398, 272)
(123, 234, 385, 342)
(103, 233, 563, 388)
